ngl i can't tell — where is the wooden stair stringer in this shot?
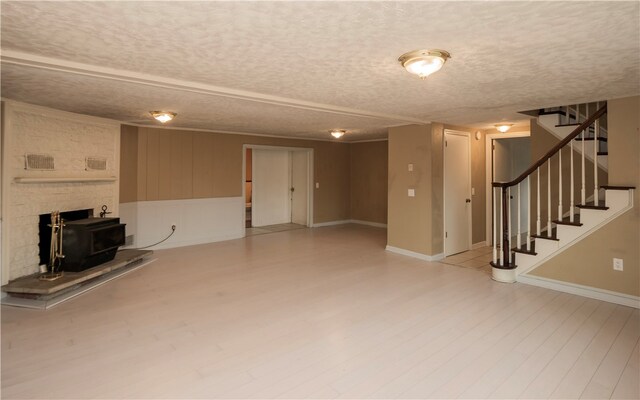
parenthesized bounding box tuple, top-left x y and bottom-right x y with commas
(514, 188, 634, 277)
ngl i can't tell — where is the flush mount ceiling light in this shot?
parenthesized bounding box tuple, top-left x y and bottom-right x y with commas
(495, 124, 514, 133)
(150, 111, 176, 123)
(398, 49, 451, 79)
(330, 129, 346, 139)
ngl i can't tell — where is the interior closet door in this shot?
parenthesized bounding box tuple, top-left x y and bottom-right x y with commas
(290, 151, 308, 225)
(251, 149, 291, 227)
(444, 131, 471, 256)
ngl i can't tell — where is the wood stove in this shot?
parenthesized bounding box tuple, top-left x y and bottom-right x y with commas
(61, 217, 126, 272)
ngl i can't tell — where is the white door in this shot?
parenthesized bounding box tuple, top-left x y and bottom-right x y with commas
(251, 149, 291, 227)
(290, 151, 308, 225)
(444, 132, 471, 256)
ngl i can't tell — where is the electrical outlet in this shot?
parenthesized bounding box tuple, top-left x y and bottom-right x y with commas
(408, 163, 414, 172)
(315, 182, 320, 189)
(171, 224, 177, 231)
(613, 258, 623, 271)
(408, 188, 415, 197)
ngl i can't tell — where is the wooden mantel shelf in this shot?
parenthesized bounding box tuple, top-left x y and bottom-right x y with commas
(14, 176, 117, 184)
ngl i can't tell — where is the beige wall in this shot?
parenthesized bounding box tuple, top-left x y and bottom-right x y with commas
(529, 96, 639, 296)
(387, 123, 488, 256)
(119, 125, 138, 204)
(120, 126, 353, 224)
(387, 124, 432, 254)
(431, 123, 445, 254)
(350, 141, 388, 224)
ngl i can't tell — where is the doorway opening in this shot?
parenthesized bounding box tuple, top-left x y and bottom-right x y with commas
(444, 130, 472, 257)
(242, 145, 313, 236)
(485, 132, 531, 246)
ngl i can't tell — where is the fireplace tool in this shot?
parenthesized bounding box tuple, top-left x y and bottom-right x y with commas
(39, 211, 65, 281)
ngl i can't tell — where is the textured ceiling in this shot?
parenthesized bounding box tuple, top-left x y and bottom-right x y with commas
(2, 1, 639, 141)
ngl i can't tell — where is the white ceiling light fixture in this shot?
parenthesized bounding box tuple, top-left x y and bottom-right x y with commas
(330, 129, 346, 139)
(495, 123, 514, 133)
(398, 49, 451, 79)
(150, 111, 176, 123)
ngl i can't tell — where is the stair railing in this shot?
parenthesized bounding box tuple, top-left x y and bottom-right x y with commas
(491, 103, 607, 270)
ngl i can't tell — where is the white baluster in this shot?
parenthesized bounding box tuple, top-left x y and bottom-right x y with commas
(499, 188, 503, 265)
(527, 176, 531, 252)
(517, 182, 521, 250)
(547, 161, 552, 237)
(508, 186, 512, 252)
(537, 168, 541, 236)
(558, 149, 563, 222)
(581, 105, 587, 205)
(594, 102, 599, 206)
(493, 186, 497, 265)
(570, 136, 575, 222)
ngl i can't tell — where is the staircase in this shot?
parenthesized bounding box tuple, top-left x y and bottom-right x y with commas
(538, 103, 609, 170)
(490, 102, 636, 285)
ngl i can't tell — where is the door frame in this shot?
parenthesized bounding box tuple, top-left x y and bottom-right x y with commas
(484, 131, 531, 245)
(242, 144, 314, 234)
(443, 129, 472, 256)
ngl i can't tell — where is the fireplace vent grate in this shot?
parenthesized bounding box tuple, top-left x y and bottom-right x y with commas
(25, 153, 55, 170)
(86, 157, 107, 171)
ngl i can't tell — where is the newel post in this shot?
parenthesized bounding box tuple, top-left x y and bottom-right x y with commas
(501, 186, 510, 268)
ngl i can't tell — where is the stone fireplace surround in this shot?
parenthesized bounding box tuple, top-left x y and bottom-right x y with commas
(1, 101, 121, 285)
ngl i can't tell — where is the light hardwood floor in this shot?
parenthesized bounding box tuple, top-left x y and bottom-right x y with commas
(2, 224, 638, 399)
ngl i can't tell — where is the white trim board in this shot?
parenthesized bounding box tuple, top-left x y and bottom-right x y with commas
(517, 273, 640, 309)
(312, 219, 387, 228)
(472, 241, 488, 249)
(2, 50, 428, 125)
(517, 190, 634, 276)
(311, 220, 352, 228)
(385, 245, 445, 262)
(350, 220, 387, 228)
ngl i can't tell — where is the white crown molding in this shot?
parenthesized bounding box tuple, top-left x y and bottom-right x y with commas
(349, 138, 389, 143)
(127, 122, 351, 143)
(2, 50, 430, 125)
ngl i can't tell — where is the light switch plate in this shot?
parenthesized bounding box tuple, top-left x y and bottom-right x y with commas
(613, 258, 623, 271)
(408, 163, 414, 172)
(408, 189, 415, 197)
(315, 182, 319, 189)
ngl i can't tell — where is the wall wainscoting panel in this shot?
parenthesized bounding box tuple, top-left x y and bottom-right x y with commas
(119, 197, 244, 250)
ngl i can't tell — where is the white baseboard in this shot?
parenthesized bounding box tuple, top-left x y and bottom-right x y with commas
(350, 219, 387, 228)
(312, 219, 387, 228)
(472, 241, 488, 249)
(385, 245, 444, 262)
(311, 220, 351, 227)
(518, 273, 640, 309)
